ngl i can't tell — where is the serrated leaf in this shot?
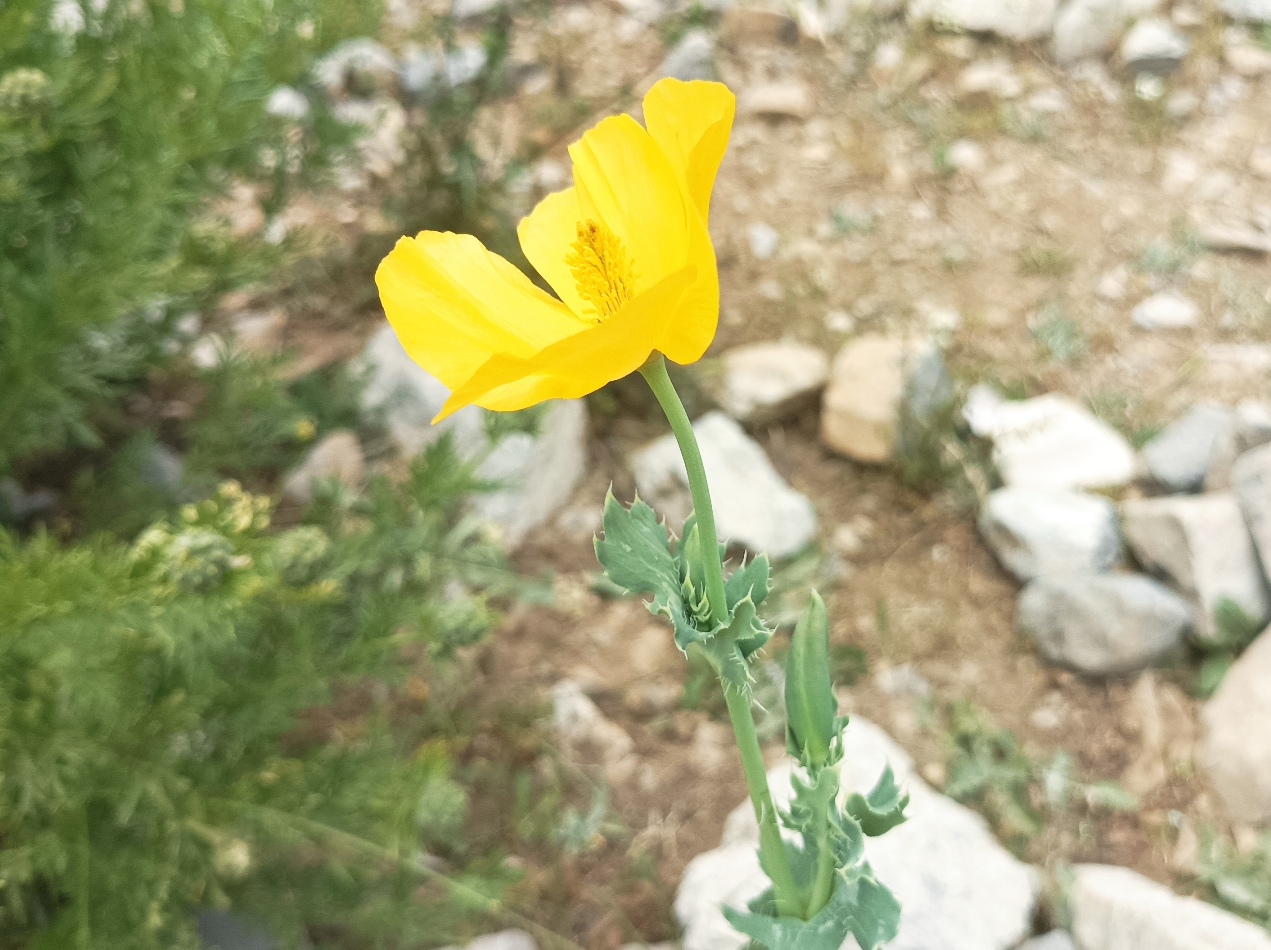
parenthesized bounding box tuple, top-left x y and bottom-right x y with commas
(846, 765, 909, 837)
(595, 492, 702, 650)
(726, 553, 771, 611)
(698, 596, 763, 689)
(594, 491, 677, 599)
(724, 865, 901, 950)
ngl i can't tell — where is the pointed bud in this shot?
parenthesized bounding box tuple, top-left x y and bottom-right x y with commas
(785, 591, 837, 769)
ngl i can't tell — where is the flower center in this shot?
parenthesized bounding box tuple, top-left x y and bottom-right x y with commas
(565, 219, 635, 323)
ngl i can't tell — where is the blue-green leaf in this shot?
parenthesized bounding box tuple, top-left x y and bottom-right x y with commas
(846, 766, 909, 837)
(726, 553, 771, 611)
(785, 591, 836, 769)
(724, 866, 901, 950)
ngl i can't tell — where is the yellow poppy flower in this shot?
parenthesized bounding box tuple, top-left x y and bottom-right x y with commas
(375, 78, 735, 422)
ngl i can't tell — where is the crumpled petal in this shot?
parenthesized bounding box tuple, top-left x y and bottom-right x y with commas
(642, 78, 736, 223)
(375, 231, 583, 391)
(435, 266, 697, 420)
(568, 114, 691, 295)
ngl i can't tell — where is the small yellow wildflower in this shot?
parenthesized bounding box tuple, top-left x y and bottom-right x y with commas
(375, 78, 736, 421)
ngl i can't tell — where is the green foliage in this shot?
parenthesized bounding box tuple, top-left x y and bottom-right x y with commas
(785, 592, 837, 770)
(595, 495, 773, 680)
(944, 702, 1138, 853)
(1196, 828, 1271, 930)
(0, 0, 373, 472)
(0, 439, 512, 949)
(1031, 304, 1087, 365)
(1193, 597, 1265, 698)
(1018, 245, 1075, 278)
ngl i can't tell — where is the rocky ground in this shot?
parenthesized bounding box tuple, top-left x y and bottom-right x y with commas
(210, 0, 1271, 947)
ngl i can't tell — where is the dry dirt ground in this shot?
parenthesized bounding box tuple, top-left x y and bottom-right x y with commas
(277, 3, 1271, 945)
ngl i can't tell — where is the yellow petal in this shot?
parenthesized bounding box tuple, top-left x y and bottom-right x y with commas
(568, 114, 691, 293)
(435, 266, 696, 420)
(654, 225, 718, 367)
(516, 186, 590, 318)
(375, 231, 582, 391)
(642, 78, 736, 223)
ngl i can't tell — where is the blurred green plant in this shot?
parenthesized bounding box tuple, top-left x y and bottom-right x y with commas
(1196, 827, 1271, 930)
(0, 439, 531, 949)
(0, 0, 375, 474)
(944, 701, 1137, 854)
(1193, 597, 1265, 699)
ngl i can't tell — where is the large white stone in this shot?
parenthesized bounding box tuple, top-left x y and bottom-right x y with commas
(472, 400, 589, 548)
(979, 488, 1122, 581)
(676, 718, 1038, 950)
(1017, 573, 1193, 675)
(971, 393, 1137, 492)
(1132, 291, 1199, 331)
(1052, 0, 1159, 63)
(719, 341, 829, 424)
(1119, 17, 1189, 73)
(1121, 494, 1270, 641)
(1233, 443, 1271, 586)
(1201, 629, 1271, 824)
(1221, 0, 1271, 22)
(1071, 863, 1271, 950)
(633, 411, 817, 560)
(1141, 403, 1234, 494)
(908, 0, 1058, 40)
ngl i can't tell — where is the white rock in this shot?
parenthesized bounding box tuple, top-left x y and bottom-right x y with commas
(265, 85, 310, 120)
(1201, 629, 1271, 824)
(1233, 443, 1271, 586)
(657, 28, 716, 81)
(677, 718, 1038, 950)
(974, 393, 1137, 491)
(1018, 573, 1193, 675)
(1020, 932, 1076, 950)
(282, 431, 366, 504)
(908, 0, 1058, 40)
(720, 341, 830, 423)
(957, 59, 1024, 99)
(1120, 17, 1190, 73)
(1221, 0, 1271, 22)
(1225, 42, 1271, 76)
(1121, 494, 1270, 641)
(946, 138, 985, 172)
(312, 38, 397, 96)
(463, 932, 538, 950)
(1141, 403, 1235, 493)
(1132, 291, 1199, 330)
(746, 223, 780, 261)
(472, 400, 589, 548)
(1027, 87, 1071, 113)
(820, 335, 947, 465)
(1052, 0, 1160, 63)
(979, 488, 1122, 581)
(633, 411, 817, 559)
(1196, 222, 1271, 255)
(738, 81, 813, 120)
(452, 0, 506, 18)
(1071, 863, 1271, 950)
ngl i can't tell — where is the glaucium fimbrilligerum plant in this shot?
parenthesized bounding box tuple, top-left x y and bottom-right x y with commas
(376, 78, 908, 950)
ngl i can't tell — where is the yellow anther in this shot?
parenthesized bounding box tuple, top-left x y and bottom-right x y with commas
(565, 219, 635, 323)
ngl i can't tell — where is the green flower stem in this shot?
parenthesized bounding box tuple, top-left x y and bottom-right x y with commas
(638, 355, 728, 626)
(806, 808, 836, 917)
(639, 354, 803, 920)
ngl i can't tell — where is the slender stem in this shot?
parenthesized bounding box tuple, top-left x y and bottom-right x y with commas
(723, 686, 804, 919)
(639, 354, 803, 919)
(638, 355, 728, 626)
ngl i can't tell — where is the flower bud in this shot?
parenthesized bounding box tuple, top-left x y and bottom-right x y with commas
(784, 591, 837, 769)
